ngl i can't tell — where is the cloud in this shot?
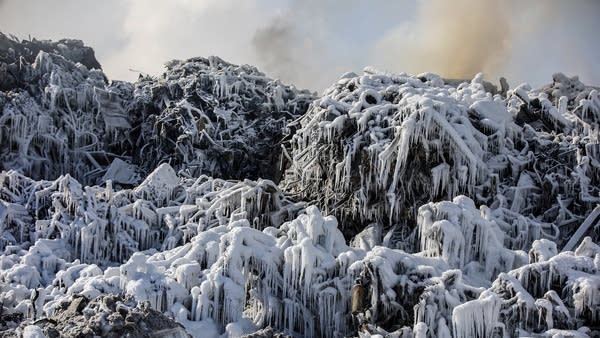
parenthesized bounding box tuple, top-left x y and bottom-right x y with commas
(0, 0, 598, 90)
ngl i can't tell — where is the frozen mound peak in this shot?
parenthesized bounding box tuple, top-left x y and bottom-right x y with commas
(511, 72, 600, 134)
(129, 55, 316, 181)
(538, 73, 600, 110)
(0, 32, 101, 91)
(0, 35, 124, 184)
(0, 34, 316, 185)
(283, 70, 513, 238)
(283, 68, 600, 247)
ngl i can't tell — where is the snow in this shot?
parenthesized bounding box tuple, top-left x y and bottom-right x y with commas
(1, 34, 599, 337)
(452, 291, 501, 338)
(22, 325, 47, 338)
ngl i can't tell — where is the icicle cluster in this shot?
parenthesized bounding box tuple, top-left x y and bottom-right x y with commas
(1, 34, 599, 337)
(0, 164, 303, 265)
(283, 72, 498, 238)
(0, 35, 315, 185)
(452, 237, 600, 337)
(283, 69, 599, 249)
(417, 195, 546, 278)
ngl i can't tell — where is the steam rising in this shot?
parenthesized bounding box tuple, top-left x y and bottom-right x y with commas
(253, 16, 299, 84)
(372, 0, 514, 79)
(371, 0, 600, 86)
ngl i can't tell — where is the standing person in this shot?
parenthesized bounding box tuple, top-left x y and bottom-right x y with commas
(351, 277, 366, 333)
(30, 289, 39, 321)
(351, 264, 373, 334)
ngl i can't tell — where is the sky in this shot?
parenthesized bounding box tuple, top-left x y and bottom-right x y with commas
(1, 0, 598, 92)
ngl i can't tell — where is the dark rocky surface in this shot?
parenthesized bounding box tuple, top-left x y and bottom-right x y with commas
(1, 295, 189, 338)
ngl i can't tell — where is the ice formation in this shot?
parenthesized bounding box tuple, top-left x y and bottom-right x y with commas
(1, 34, 599, 337)
(283, 70, 599, 248)
(0, 33, 315, 185)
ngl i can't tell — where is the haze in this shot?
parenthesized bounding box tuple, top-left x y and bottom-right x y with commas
(1, 0, 598, 91)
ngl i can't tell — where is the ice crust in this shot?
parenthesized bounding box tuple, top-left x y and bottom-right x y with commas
(1, 35, 599, 337)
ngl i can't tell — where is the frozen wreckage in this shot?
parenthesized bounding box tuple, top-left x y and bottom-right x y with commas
(0, 34, 599, 337)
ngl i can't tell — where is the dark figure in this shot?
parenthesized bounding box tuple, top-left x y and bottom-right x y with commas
(351, 264, 373, 334)
(30, 288, 39, 320)
(351, 278, 365, 315)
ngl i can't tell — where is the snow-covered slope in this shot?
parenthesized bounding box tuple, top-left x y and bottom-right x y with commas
(1, 35, 599, 338)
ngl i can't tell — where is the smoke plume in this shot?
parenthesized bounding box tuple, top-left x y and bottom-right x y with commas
(0, 0, 598, 90)
(370, 0, 600, 85)
(370, 0, 514, 80)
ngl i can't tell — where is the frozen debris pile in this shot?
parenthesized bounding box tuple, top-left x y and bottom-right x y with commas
(130, 56, 315, 181)
(0, 35, 315, 185)
(0, 32, 101, 91)
(283, 69, 600, 247)
(1, 33, 600, 337)
(0, 164, 303, 265)
(283, 71, 511, 237)
(0, 42, 113, 184)
(0, 184, 598, 337)
(2, 294, 190, 338)
(0, 202, 486, 337)
(4, 197, 563, 337)
(456, 237, 600, 337)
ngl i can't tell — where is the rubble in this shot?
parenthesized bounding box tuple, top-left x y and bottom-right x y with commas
(0, 35, 315, 185)
(2, 294, 190, 338)
(1, 34, 599, 337)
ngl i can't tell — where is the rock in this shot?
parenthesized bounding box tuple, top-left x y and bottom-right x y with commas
(4, 295, 191, 338)
(241, 327, 291, 338)
(65, 296, 88, 315)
